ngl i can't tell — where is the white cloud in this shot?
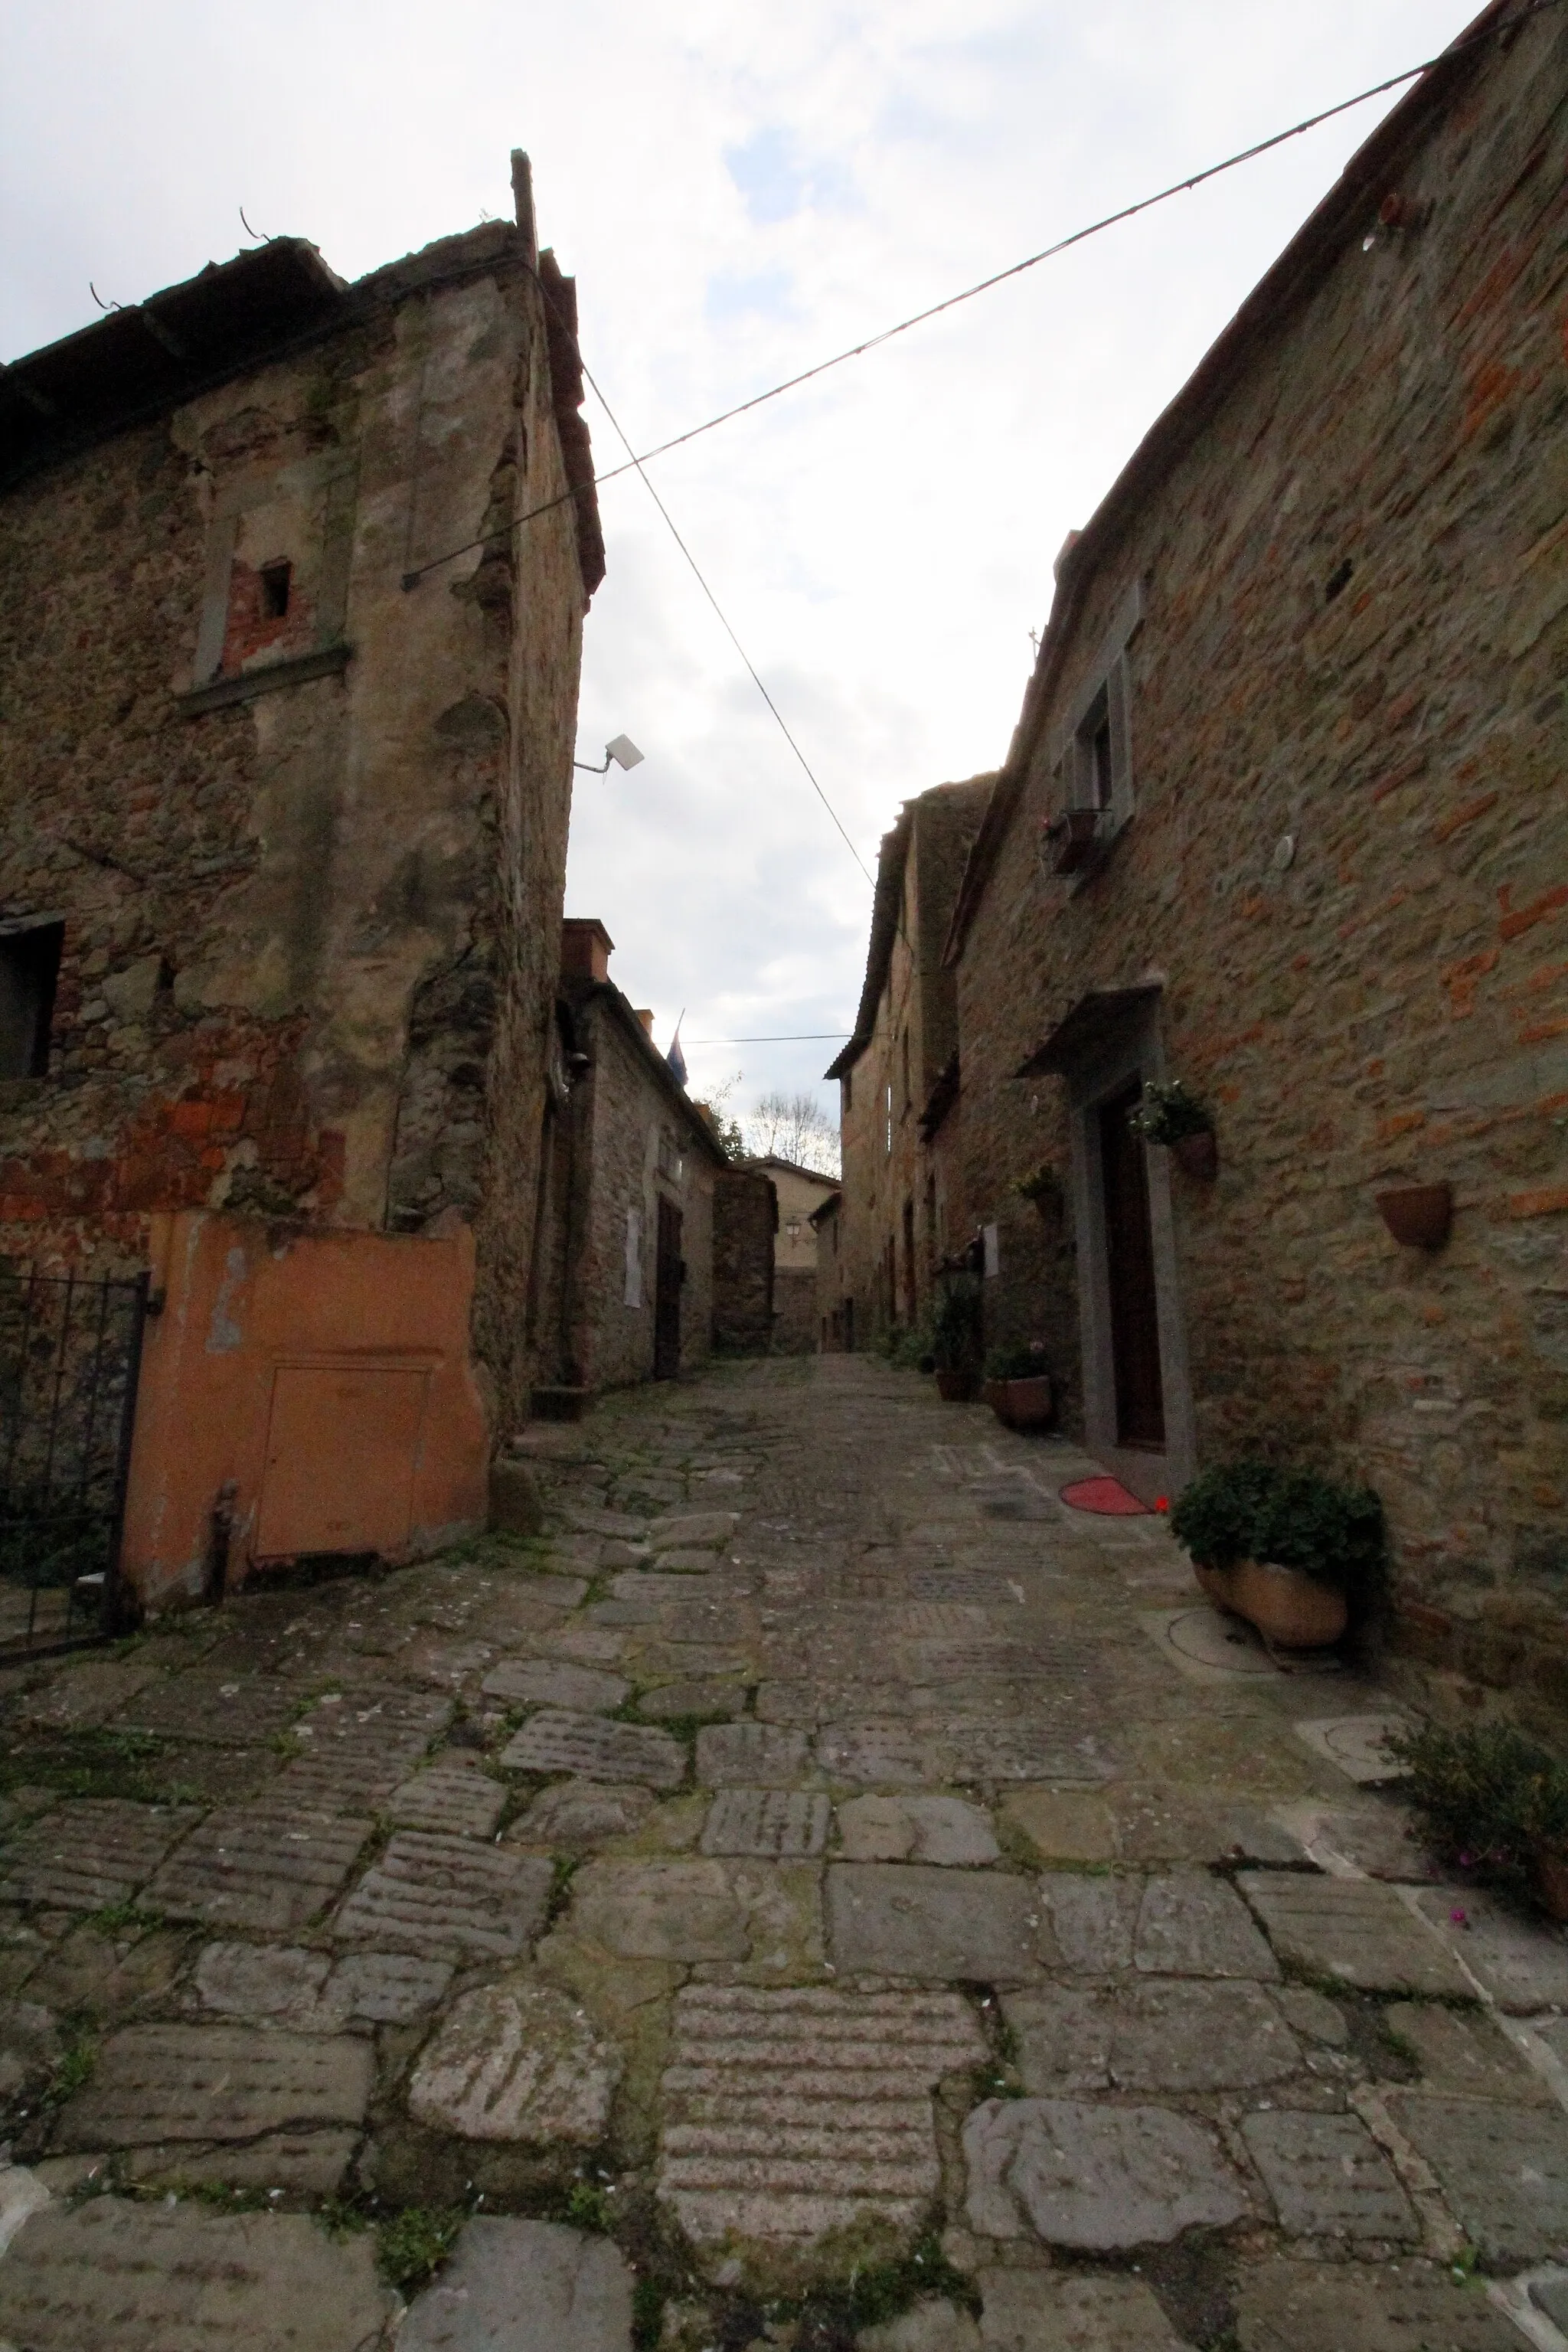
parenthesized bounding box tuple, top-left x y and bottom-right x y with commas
(0, 0, 1479, 1123)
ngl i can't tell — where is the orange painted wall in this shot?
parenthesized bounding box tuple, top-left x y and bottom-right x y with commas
(123, 1212, 489, 1609)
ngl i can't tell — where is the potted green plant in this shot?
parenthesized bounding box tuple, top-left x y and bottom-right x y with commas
(983, 1341, 1054, 1430)
(931, 1276, 982, 1402)
(1168, 1459, 1385, 1649)
(1383, 1720, 1568, 1921)
(1127, 1078, 1217, 1180)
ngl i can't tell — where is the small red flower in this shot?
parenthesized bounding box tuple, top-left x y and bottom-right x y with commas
(1155, 1496, 1170, 1513)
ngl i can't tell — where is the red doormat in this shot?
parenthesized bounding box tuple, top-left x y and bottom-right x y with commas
(1060, 1475, 1152, 1515)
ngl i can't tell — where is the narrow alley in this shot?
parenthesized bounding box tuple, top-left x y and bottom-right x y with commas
(0, 1355, 1561, 2349)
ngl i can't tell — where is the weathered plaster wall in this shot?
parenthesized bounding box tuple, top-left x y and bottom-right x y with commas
(0, 218, 596, 1573)
(949, 14, 1568, 1718)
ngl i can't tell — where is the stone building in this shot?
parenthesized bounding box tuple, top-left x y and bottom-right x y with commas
(740, 1154, 839, 1351)
(528, 920, 725, 1404)
(938, 1, 1568, 1717)
(711, 1169, 777, 1356)
(0, 155, 603, 1606)
(827, 777, 993, 1344)
(810, 1188, 845, 1348)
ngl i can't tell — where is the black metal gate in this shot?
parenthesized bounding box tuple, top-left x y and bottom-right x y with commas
(0, 1267, 149, 1658)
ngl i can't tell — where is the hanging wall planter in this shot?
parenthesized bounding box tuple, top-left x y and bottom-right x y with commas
(1127, 1080, 1217, 1177)
(1375, 1183, 1453, 1250)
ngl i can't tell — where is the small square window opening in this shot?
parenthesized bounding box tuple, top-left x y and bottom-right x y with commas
(260, 561, 292, 620)
(0, 921, 64, 1080)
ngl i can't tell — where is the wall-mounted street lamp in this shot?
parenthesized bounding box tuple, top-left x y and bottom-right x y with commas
(573, 734, 645, 775)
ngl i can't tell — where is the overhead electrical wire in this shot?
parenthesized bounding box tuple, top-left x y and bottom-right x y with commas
(399, 0, 1558, 598)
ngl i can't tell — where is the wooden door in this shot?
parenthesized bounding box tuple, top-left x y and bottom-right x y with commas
(654, 1197, 683, 1380)
(1099, 1082, 1165, 1446)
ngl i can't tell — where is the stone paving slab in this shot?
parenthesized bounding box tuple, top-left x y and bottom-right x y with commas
(836, 1793, 999, 1866)
(400, 2215, 634, 2350)
(1412, 1885, 1568, 2012)
(145, 1805, 372, 1933)
(936, 1723, 1115, 1784)
(965, 2096, 1247, 2247)
(334, 1833, 553, 1962)
(6, 1655, 165, 1733)
(193, 1939, 454, 2029)
(816, 1720, 928, 1784)
(1292, 1713, 1413, 1784)
(696, 1722, 811, 1786)
(0, 2195, 399, 2351)
(828, 1864, 1044, 1980)
(570, 1859, 750, 1960)
(1134, 1873, 1280, 1980)
(408, 1979, 622, 2144)
(638, 1678, 747, 1720)
(648, 1511, 739, 1552)
(1383, 2092, 1568, 2265)
(1240, 2108, 1417, 2241)
(1038, 1873, 1142, 1975)
(54, 2021, 372, 2174)
(972, 2271, 1191, 2350)
(499, 1709, 685, 1788)
(507, 1782, 656, 1847)
(1005, 1981, 1302, 2094)
(565, 1506, 649, 1540)
(112, 1674, 312, 1746)
(1233, 2257, 1523, 2351)
(386, 1764, 508, 1838)
(658, 1981, 983, 2246)
(1237, 1873, 1472, 1995)
(701, 1788, 831, 1857)
(1385, 1998, 1553, 2101)
(0, 1799, 201, 1911)
(480, 1660, 630, 1713)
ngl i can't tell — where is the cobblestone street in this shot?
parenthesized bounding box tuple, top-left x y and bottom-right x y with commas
(0, 1355, 1564, 2348)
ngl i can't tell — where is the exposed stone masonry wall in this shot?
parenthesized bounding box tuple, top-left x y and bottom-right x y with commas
(949, 15, 1568, 1723)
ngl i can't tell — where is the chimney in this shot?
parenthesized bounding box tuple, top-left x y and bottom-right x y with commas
(561, 918, 613, 982)
(634, 1009, 655, 1035)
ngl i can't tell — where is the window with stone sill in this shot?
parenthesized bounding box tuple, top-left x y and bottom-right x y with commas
(1045, 577, 1144, 879)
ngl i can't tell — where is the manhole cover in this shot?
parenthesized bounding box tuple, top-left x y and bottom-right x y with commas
(1164, 1608, 1276, 1674)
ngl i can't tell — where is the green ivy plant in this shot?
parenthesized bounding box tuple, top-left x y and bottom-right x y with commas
(1168, 1459, 1385, 1592)
(985, 1342, 1049, 1382)
(1125, 1078, 1213, 1145)
(931, 1276, 982, 1374)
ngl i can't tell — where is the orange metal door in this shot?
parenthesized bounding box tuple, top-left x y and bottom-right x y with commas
(255, 1364, 430, 1559)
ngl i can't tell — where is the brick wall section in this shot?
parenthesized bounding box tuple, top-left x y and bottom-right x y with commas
(0, 220, 596, 1439)
(712, 1171, 776, 1354)
(944, 9, 1568, 1723)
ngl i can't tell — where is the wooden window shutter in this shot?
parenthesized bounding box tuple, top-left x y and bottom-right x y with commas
(1107, 652, 1135, 830)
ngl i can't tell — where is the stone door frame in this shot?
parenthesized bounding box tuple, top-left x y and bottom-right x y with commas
(1063, 995, 1196, 1501)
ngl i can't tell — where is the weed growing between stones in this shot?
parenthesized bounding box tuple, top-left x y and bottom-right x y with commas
(545, 1853, 583, 1927)
(972, 1990, 1024, 2100)
(0, 1726, 168, 1802)
(180, 2179, 281, 2216)
(42, 2026, 96, 2107)
(374, 2204, 469, 2294)
(82, 1900, 165, 1936)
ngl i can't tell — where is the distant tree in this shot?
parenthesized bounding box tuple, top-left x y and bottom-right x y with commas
(695, 1070, 746, 1161)
(743, 1089, 841, 1178)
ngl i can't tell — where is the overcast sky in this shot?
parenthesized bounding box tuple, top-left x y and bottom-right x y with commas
(2, 0, 1478, 1122)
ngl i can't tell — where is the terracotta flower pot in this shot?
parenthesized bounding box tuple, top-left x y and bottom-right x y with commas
(1375, 1183, 1452, 1250)
(991, 1375, 1054, 1432)
(1534, 1851, 1568, 1924)
(935, 1369, 978, 1403)
(1193, 1557, 1347, 1649)
(1171, 1130, 1218, 1181)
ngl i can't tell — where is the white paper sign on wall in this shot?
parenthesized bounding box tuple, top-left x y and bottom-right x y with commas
(983, 1223, 1000, 1279)
(624, 1209, 643, 1308)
